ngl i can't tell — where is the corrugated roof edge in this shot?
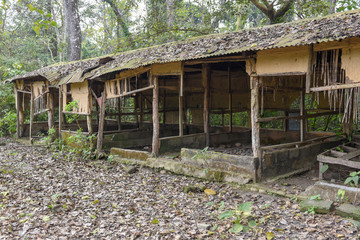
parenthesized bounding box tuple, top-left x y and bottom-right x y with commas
(5, 9, 360, 84)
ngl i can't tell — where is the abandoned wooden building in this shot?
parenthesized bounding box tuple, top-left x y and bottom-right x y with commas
(7, 9, 360, 182)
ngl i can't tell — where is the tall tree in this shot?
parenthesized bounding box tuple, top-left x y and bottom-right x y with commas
(64, 0, 81, 61)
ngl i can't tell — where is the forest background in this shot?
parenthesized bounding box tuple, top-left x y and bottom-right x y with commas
(0, 0, 359, 136)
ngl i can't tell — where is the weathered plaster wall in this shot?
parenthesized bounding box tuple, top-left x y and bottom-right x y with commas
(257, 46, 309, 75)
(342, 46, 360, 83)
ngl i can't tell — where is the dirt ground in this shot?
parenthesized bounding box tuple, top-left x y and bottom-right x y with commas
(0, 138, 359, 239)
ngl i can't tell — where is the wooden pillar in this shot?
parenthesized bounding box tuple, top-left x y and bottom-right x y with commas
(29, 90, 34, 142)
(117, 97, 121, 130)
(300, 80, 305, 142)
(96, 91, 107, 155)
(251, 76, 260, 158)
(87, 91, 93, 134)
(306, 44, 314, 93)
(16, 89, 21, 139)
(139, 76, 144, 128)
(202, 63, 210, 146)
(59, 87, 63, 138)
(179, 68, 184, 136)
(228, 64, 232, 132)
(47, 91, 55, 131)
(152, 76, 160, 156)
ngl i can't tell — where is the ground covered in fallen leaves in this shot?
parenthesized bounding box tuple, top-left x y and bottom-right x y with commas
(0, 138, 358, 239)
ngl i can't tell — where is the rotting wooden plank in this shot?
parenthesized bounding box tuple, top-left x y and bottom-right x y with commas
(251, 76, 260, 158)
(342, 145, 357, 152)
(257, 111, 338, 122)
(202, 63, 210, 146)
(310, 82, 360, 92)
(152, 76, 160, 156)
(256, 72, 306, 77)
(330, 150, 346, 157)
(342, 149, 360, 160)
(318, 155, 360, 169)
(261, 135, 336, 151)
(96, 91, 107, 156)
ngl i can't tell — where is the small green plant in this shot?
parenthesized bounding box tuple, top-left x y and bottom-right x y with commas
(306, 206, 316, 214)
(345, 171, 360, 203)
(192, 146, 209, 160)
(218, 201, 265, 235)
(309, 194, 321, 200)
(42, 127, 56, 146)
(0, 111, 17, 137)
(337, 189, 346, 202)
(65, 100, 80, 128)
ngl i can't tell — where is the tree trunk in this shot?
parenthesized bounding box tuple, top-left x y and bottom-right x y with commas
(64, 0, 81, 61)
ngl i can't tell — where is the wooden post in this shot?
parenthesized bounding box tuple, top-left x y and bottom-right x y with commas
(16, 89, 20, 139)
(96, 91, 107, 155)
(179, 67, 184, 136)
(29, 91, 34, 142)
(87, 91, 93, 134)
(202, 63, 210, 146)
(59, 87, 63, 138)
(228, 64, 232, 132)
(300, 78, 305, 142)
(251, 76, 260, 158)
(152, 76, 160, 156)
(117, 97, 122, 130)
(306, 44, 314, 93)
(47, 91, 55, 131)
(139, 76, 144, 128)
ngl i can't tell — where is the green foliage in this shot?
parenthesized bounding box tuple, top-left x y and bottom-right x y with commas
(0, 111, 16, 137)
(309, 194, 321, 200)
(320, 164, 329, 174)
(217, 201, 265, 234)
(345, 171, 360, 187)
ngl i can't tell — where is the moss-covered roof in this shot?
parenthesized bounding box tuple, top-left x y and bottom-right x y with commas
(7, 9, 360, 84)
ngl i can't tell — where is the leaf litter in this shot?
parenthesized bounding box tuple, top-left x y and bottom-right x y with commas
(0, 138, 358, 239)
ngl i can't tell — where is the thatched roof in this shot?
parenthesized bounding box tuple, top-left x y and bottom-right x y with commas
(6, 9, 360, 85)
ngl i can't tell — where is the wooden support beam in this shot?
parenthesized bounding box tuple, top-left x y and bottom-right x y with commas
(152, 76, 160, 156)
(59, 88, 63, 138)
(251, 76, 260, 158)
(202, 63, 211, 146)
(310, 82, 360, 92)
(228, 64, 232, 133)
(87, 90, 93, 134)
(179, 64, 184, 136)
(300, 78, 305, 142)
(257, 72, 305, 77)
(16, 90, 21, 139)
(306, 44, 314, 93)
(117, 97, 122, 130)
(29, 91, 34, 142)
(47, 91, 55, 133)
(257, 111, 338, 123)
(96, 91, 107, 156)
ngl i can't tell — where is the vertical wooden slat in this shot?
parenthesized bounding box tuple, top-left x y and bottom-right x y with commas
(59, 87, 63, 138)
(86, 88, 93, 134)
(228, 64, 232, 132)
(152, 76, 160, 156)
(179, 64, 184, 136)
(47, 91, 55, 132)
(306, 44, 314, 93)
(96, 91, 107, 155)
(251, 76, 260, 158)
(29, 90, 34, 142)
(300, 77, 305, 142)
(16, 89, 20, 139)
(202, 63, 210, 146)
(117, 97, 122, 130)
